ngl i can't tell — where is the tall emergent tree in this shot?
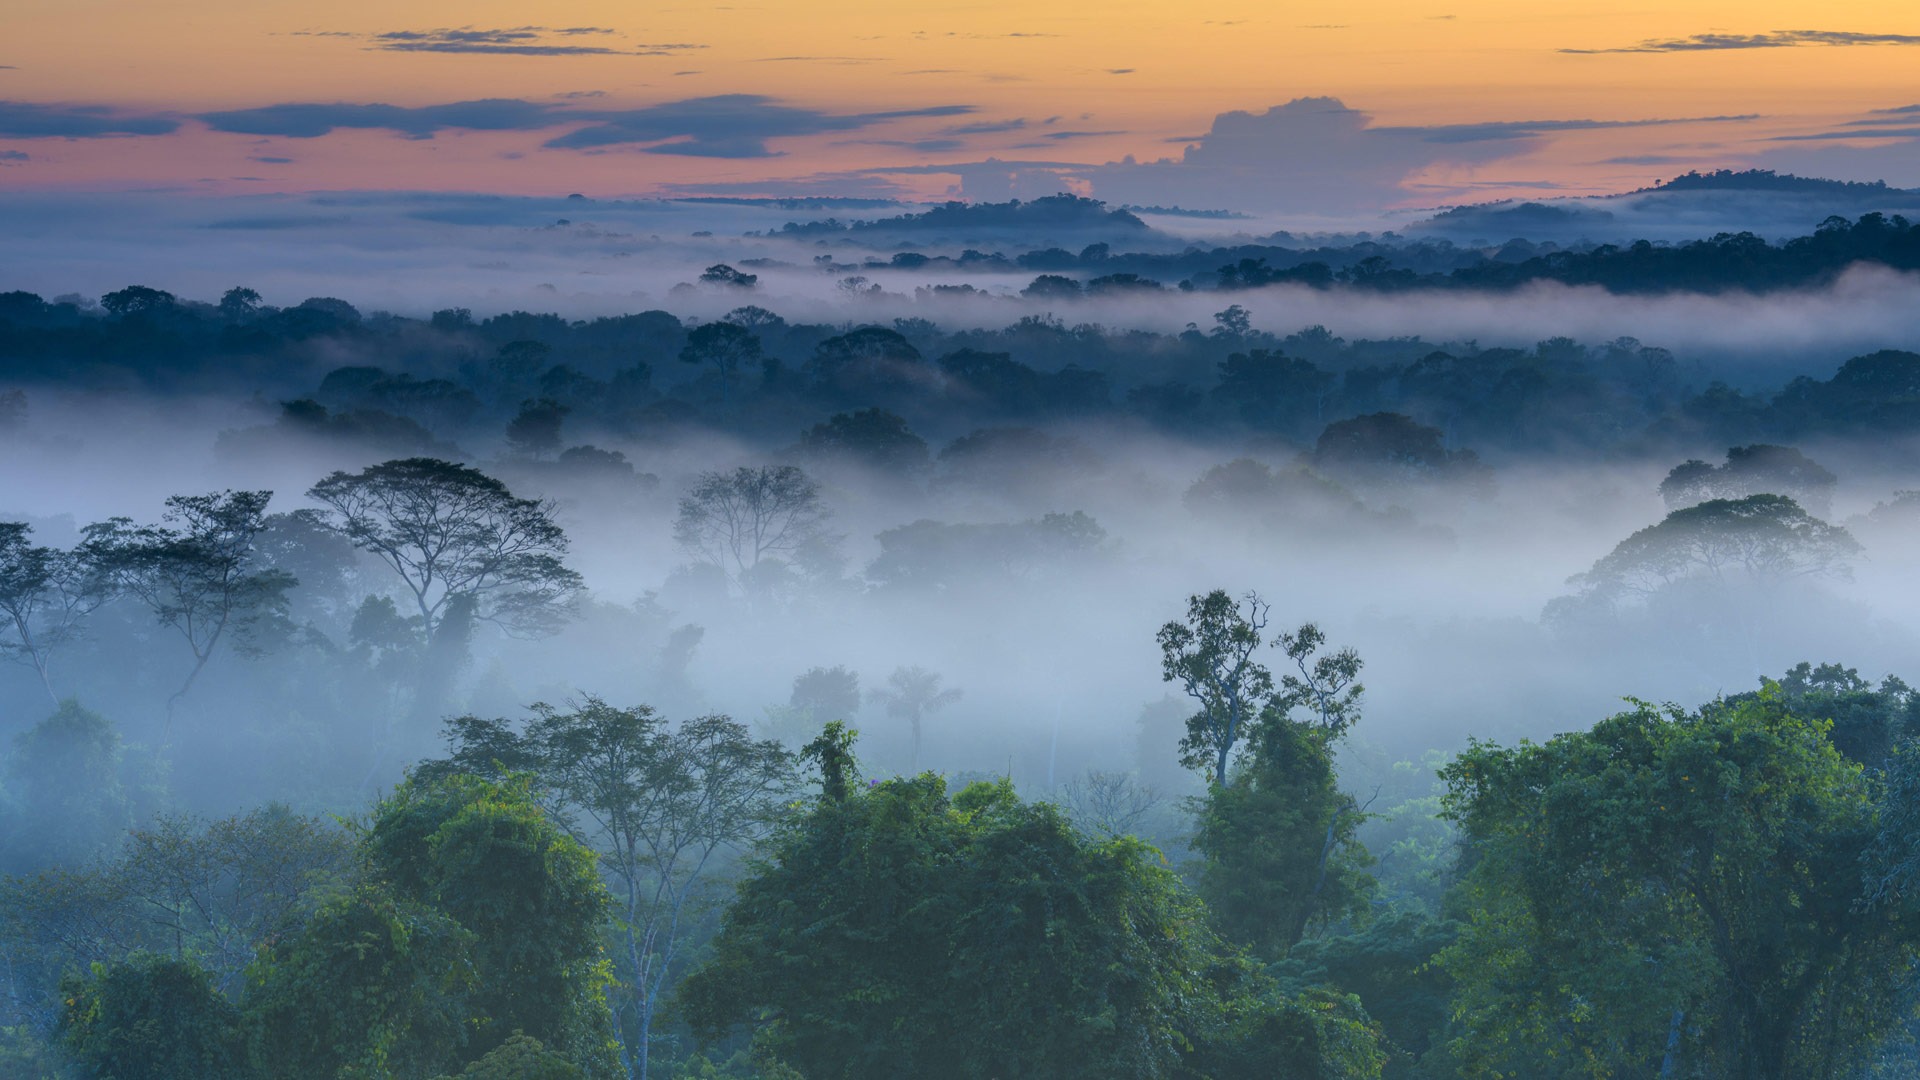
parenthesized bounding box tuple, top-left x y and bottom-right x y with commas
(1158, 589, 1273, 785)
(0, 521, 113, 702)
(1438, 694, 1918, 1080)
(308, 457, 584, 644)
(85, 490, 295, 711)
(426, 701, 795, 1080)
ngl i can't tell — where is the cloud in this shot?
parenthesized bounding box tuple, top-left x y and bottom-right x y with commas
(1601, 154, 1695, 165)
(1040, 130, 1124, 141)
(1565, 29, 1920, 54)
(852, 138, 968, 153)
(0, 101, 181, 138)
(750, 56, 888, 64)
(1770, 127, 1920, 142)
(193, 94, 973, 155)
(200, 99, 558, 139)
(0, 149, 27, 163)
(359, 26, 701, 57)
(248, 155, 295, 164)
(1070, 98, 1754, 212)
(1106, 68, 1135, 75)
(945, 118, 1027, 135)
(541, 95, 974, 156)
(1372, 113, 1758, 144)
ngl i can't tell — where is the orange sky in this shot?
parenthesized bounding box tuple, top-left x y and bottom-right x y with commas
(5, 0, 1920, 205)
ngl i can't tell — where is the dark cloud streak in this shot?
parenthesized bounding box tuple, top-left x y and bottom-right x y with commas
(1565, 29, 1920, 54)
(0, 100, 180, 138)
(195, 94, 975, 158)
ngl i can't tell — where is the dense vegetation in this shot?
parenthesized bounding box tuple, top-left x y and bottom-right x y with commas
(3, 197, 1919, 1075)
(5, 575, 1916, 1077)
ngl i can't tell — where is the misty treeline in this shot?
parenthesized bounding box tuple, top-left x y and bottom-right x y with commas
(3, 572, 1919, 1079)
(780, 191, 1920, 295)
(4, 277, 1920, 466)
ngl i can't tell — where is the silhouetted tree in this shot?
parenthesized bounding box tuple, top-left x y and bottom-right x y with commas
(308, 459, 584, 645)
(85, 490, 295, 712)
(871, 666, 961, 771)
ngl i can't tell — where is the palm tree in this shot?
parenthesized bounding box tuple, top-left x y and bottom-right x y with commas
(872, 665, 962, 771)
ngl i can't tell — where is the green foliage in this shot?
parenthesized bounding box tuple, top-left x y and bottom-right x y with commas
(680, 770, 1228, 1079)
(1721, 661, 1916, 766)
(1158, 589, 1273, 785)
(59, 952, 245, 1080)
(244, 885, 477, 1080)
(433, 1033, 583, 1080)
(1192, 714, 1374, 957)
(1273, 910, 1457, 1072)
(1190, 982, 1387, 1080)
(363, 773, 618, 1071)
(1437, 695, 1918, 1079)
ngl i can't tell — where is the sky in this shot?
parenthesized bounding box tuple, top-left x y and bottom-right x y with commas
(5, 1, 1920, 212)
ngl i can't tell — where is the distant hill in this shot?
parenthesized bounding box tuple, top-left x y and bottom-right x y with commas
(778, 194, 1153, 240)
(1410, 169, 1920, 244)
(1630, 169, 1909, 196)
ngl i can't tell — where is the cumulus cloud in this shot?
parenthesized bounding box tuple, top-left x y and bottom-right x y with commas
(1565, 29, 1920, 54)
(0, 100, 180, 138)
(193, 94, 974, 157)
(1075, 98, 1753, 212)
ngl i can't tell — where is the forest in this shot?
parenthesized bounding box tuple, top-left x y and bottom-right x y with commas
(2, 197, 1920, 1079)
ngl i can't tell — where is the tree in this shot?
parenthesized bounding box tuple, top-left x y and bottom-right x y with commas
(3, 701, 129, 869)
(216, 287, 262, 321)
(672, 465, 835, 596)
(1659, 444, 1837, 516)
(678, 768, 1230, 1080)
(0, 522, 112, 703)
(1311, 412, 1489, 493)
(99, 285, 176, 318)
(870, 665, 961, 771)
(1274, 622, 1364, 737)
(677, 323, 762, 404)
(1192, 713, 1373, 957)
(697, 265, 757, 289)
(1058, 768, 1163, 838)
(789, 665, 860, 720)
(85, 490, 295, 711)
(796, 408, 930, 474)
(244, 885, 478, 1080)
(425, 702, 795, 1080)
(1722, 661, 1916, 766)
(362, 773, 619, 1072)
(1556, 494, 1861, 618)
(60, 952, 246, 1080)
(1438, 695, 1918, 1080)
(308, 458, 584, 644)
(435, 1033, 584, 1080)
(507, 398, 571, 459)
(1157, 589, 1273, 785)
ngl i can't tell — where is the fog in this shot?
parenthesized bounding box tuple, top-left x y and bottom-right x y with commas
(2, 379, 1914, 815)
